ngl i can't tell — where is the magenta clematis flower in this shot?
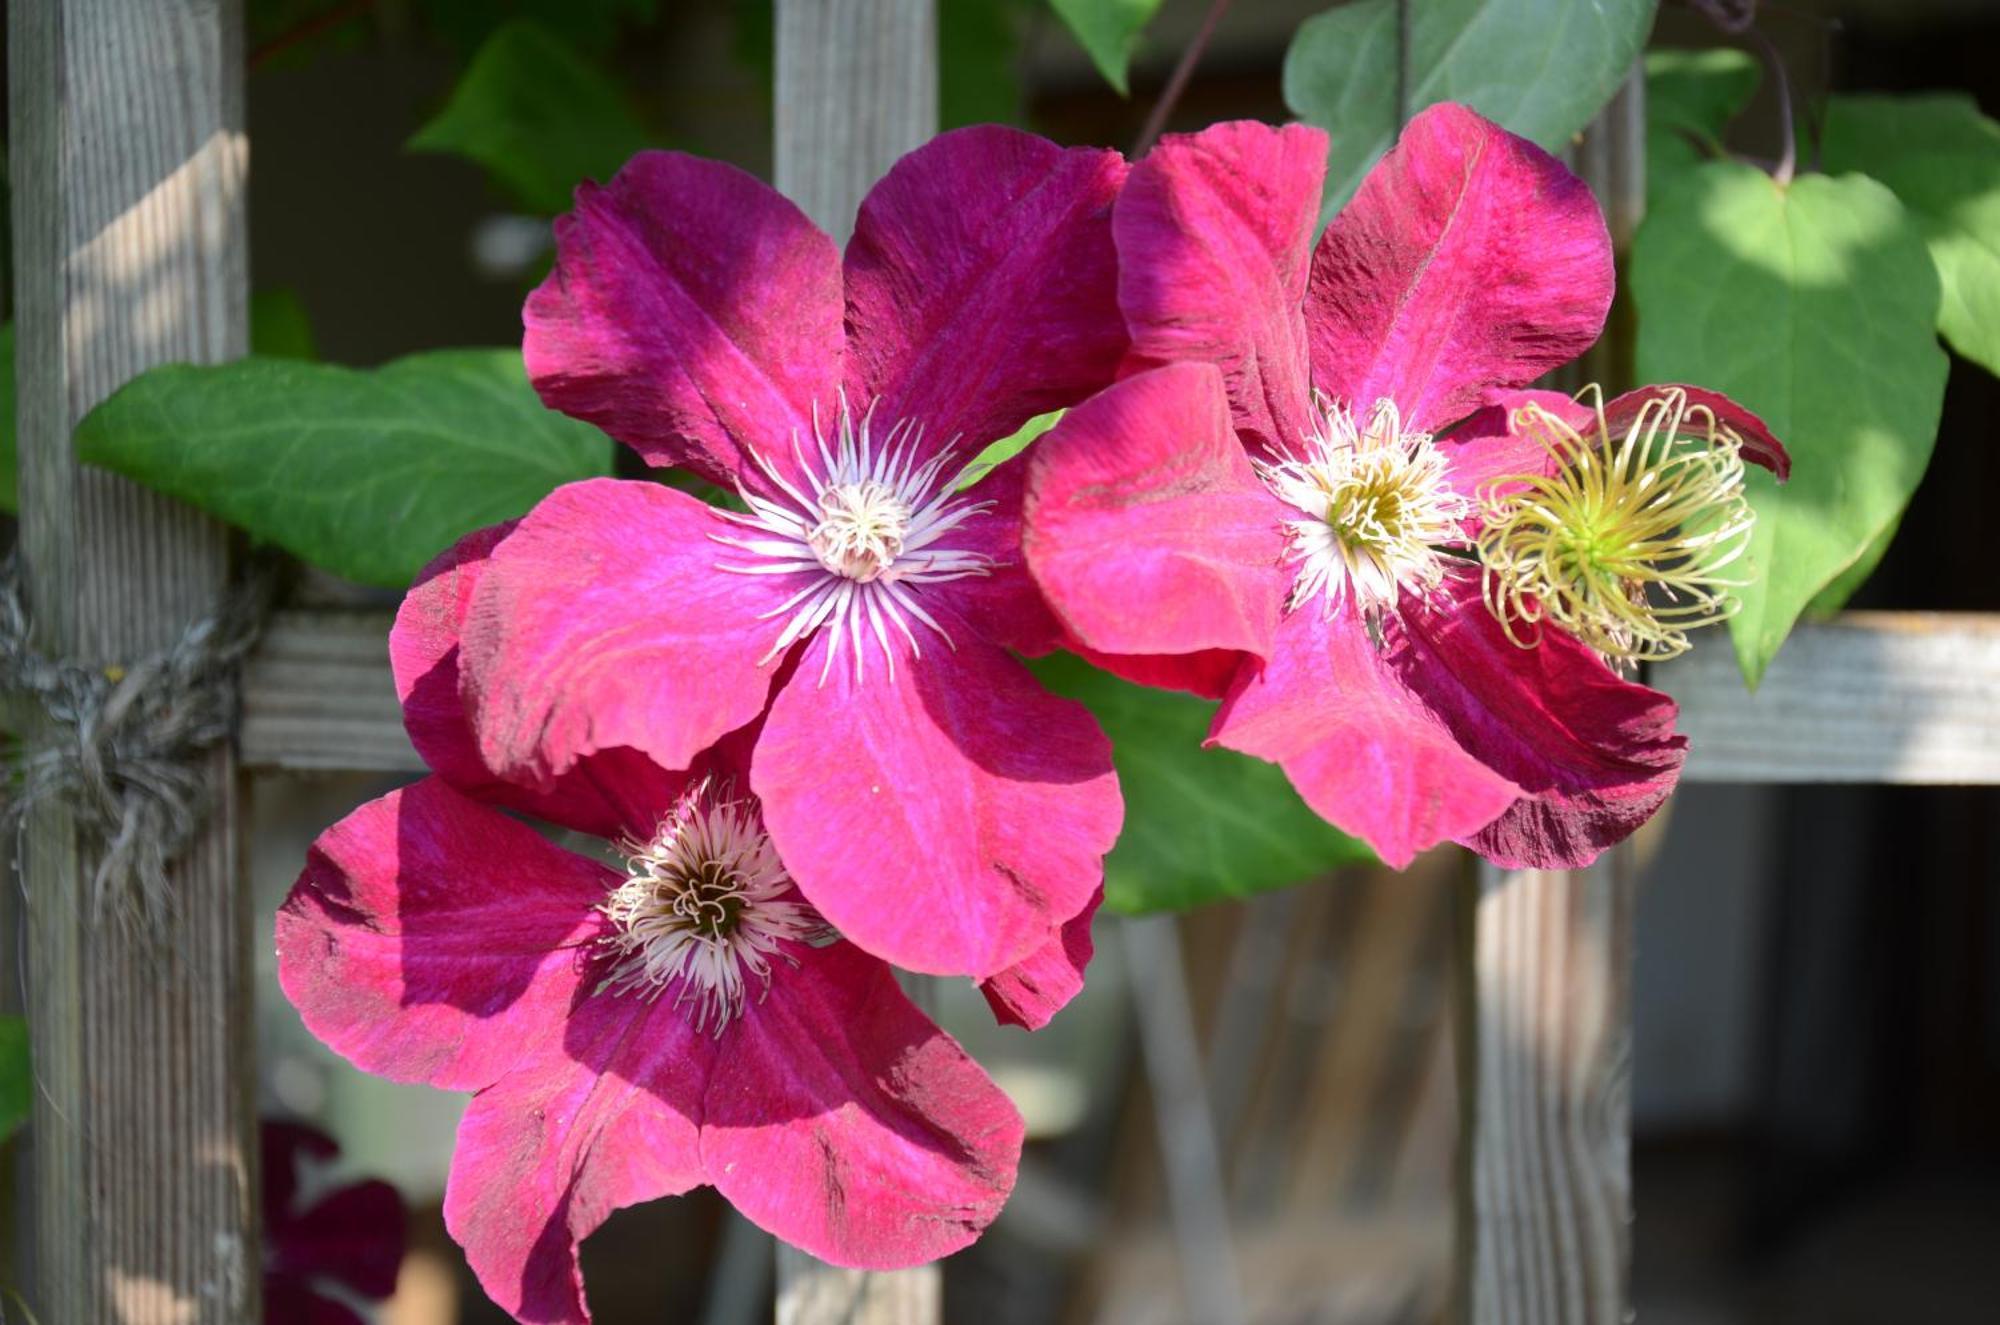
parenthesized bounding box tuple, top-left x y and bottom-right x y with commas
(262, 1119, 405, 1325)
(276, 535, 1026, 1325)
(1021, 106, 1788, 870)
(453, 127, 1125, 990)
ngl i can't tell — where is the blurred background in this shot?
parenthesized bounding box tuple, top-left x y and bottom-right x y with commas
(112, 0, 2000, 1319)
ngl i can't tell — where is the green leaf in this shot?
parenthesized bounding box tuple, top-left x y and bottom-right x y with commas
(1820, 94, 2000, 379)
(249, 288, 317, 361)
(0, 1015, 29, 1143)
(75, 349, 616, 588)
(1283, 0, 1657, 219)
(415, 0, 658, 59)
(1032, 654, 1374, 914)
(944, 0, 1026, 127)
(408, 18, 653, 215)
(1644, 47, 1760, 198)
(1049, 0, 1163, 97)
(1806, 506, 1901, 618)
(1632, 163, 1947, 686)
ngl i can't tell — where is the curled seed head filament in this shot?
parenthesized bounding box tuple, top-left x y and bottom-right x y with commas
(1474, 386, 1756, 665)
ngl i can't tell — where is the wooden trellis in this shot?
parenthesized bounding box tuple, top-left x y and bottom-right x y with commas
(12, 2, 2000, 1324)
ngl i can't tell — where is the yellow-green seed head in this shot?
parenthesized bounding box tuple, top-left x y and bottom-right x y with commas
(1474, 387, 1755, 664)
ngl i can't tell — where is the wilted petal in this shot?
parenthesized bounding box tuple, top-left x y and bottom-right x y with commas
(703, 941, 1023, 1268)
(1394, 578, 1687, 869)
(1306, 103, 1612, 433)
(1604, 384, 1791, 478)
(525, 151, 843, 488)
(1025, 363, 1284, 662)
(275, 778, 610, 1092)
(753, 623, 1121, 979)
(845, 126, 1126, 469)
(1211, 597, 1521, 869)
(979, 886, 1102, 1031)
(461, 479, 803, 784)
(1117, 120, 1324, 454)
(444, 993, 710, 1325)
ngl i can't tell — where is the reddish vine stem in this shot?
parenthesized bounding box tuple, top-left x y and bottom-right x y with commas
(1130, 0, 1236, 158)
(250, 0, 377, 71)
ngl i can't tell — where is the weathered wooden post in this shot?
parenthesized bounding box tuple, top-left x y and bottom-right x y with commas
(9, 1, 257, 1320)
(770, 2, 940, 1322)
(1453, 72, 1646, 1325)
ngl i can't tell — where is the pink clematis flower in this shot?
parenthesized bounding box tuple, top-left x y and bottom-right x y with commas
(455, 127, 1125, 989)
(276, 537, 1026, 1325)
(1022, 106, 1788, 870)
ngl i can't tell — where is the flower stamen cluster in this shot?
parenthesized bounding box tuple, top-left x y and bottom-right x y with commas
(1258, 396, 1469, 619)
(1475, 387, 1755, 664)
(712, 395, 995, 685)
(598, 779, 828, 1035)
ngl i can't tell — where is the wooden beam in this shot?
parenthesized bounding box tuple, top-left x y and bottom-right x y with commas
(770, 2, 938, 1322)
(9, 1, 256, 1320)
(1455, 70, 1644, 1325)
(1660, 611, 2000, 785)
(239, 610, 418, 773)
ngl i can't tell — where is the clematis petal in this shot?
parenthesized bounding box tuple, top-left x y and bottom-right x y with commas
(445, 994, 710, 1325)
(1116, 120, 1324, 455)
(461, 479, 804, 785)
(524, 151, 843, 488)
(1436, 388, 1586, 515)
(1604, 384, 1791, 478)
(979, 886, 1102, 1031)
(1210, 596, 1521, 869)
(702, 941, 1023, 1268)
(844, 126, 1127, 469)
(753, 622, 1121, 979)
(947, 451, 1068, 657)
(1394, 578, 1687, 870)
(1306, 103, 1612, 433)
(1025, 363, 1285, 662)
(393, 521, 694, 840)
(275, 778, 611, 1093)
(1062, 638, 1246, 700)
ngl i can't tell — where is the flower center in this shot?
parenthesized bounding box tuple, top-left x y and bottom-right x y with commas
(598, 780, 827, 1035)
(1259, 397, 1468, 617)
(1474, 387, 1755, 664)
(711, 395, 996, 685)
(807, 480, 911, 582)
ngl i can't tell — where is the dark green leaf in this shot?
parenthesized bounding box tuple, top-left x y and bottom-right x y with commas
(1632, 163, 1947, 685)
(944, 0, 1026, 127)
(1033, 654, 1374, 914)
(1644, 47, 1760, 198)
(75, 349, 616, 588)
(249, 288, 318, 361)
(0, 1015, 28, 1143)
(1820, 94, 2000, 379)
(1284, 0, 1657, 218)
(408, 19, 654, 215)
(1049, 0, 1164, 97)
(1805, 506, 1901, 618)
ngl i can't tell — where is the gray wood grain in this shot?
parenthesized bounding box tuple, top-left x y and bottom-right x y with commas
(9, 1, 256, 1321)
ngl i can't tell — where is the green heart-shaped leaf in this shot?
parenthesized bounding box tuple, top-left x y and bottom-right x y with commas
(75, 349, 615, 588)
(1632, 163, 1947, 685)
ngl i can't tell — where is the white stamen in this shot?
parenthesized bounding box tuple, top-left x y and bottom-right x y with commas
(598, 779, 828, 1035)
(1257, 396, 1469, 619)
(714, 393, 994, 685)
